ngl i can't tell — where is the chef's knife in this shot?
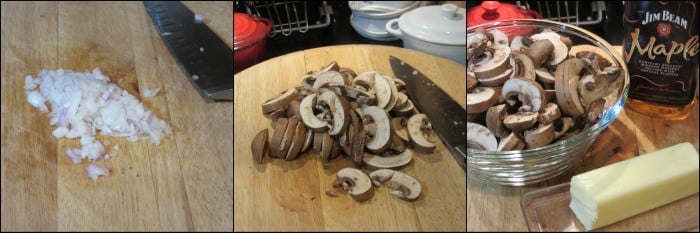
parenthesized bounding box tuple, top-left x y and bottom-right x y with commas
(144, 1, 233, 102)
(389, 56, 466, 171)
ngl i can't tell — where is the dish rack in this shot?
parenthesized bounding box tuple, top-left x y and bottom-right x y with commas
(237, 1, 333, 37)
(516, 1, 605, 26)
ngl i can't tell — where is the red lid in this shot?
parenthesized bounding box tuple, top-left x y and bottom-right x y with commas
(234, 13, 272, 49)
(467, 1, 540, 27)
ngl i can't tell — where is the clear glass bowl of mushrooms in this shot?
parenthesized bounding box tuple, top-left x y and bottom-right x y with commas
(466, 19, 630, 186)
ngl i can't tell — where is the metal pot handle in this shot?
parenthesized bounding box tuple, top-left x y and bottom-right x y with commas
(385, 18, 402, 38)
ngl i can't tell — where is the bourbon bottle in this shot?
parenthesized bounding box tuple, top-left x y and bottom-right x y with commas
(623, 1, 699, 119)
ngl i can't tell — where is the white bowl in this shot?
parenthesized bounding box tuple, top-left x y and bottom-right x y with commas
(350, 14, 399, 41)
(349, 1, 419, 18)
(386, 4, 466, 65)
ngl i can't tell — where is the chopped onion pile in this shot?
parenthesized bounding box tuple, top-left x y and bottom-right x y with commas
(86, 164, 110, 181)
(24, 68, 173, 180)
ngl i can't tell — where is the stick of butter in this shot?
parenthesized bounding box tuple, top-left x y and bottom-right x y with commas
(569, 142, 699, 230)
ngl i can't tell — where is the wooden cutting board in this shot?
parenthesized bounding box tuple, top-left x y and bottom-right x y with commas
(467, 46, 700, 232)
(1, 2, 232, 231)
(233, 45, 466, 231)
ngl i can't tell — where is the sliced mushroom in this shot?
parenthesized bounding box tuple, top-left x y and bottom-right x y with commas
(503, 112, 539, 132)
(470, 45, 512, 80)
(338, 69, 355, 85)
(300, 128, 314, 153)
(362, 106, 392, 154)
(388, 130, 406, 153)
(524, 123, 554, 149)
(317, 91, 351, 136)
(262, 88, 298, 114)
(301, 75, 316, 89)
(312, 132, 323, 153)
(319, 61, 340, 73)
(392, 92, 410, 111)
(330, 140, 342, 160)
(535, 67, 556, 84)
(284, 122, 307, 160)
(299, 94, 331, 132)
(285, 100, 302, 120)
(278, 118, 299, 159)
(497, 132, 525, 151)
(407, 114, 436, 152)
(525, 39, 554, 68)
(544, 89, 557, 103)
(320, 132, 333, 169)
(478, 68, 513, 87)
(489, 28, 509, 46)
(263, 107, 287, 121)
(530, 31, 568, 66)
(555, 58, 587, 116)
(554, 117, 575, 139)
(354, 71, 393, 109)
(251, 129, 268, 163)
(369, 169, 421, 201)
(363, 149, 412, 171)
(343, 86, 376, 104)
(502, 78, 547, 112)
(269, 118, 289, 158)
(333, 168, 374, 202)
(538, 103, 561, 125)
(578, 66, 622, 109)
(467, 87, 498, 113)
(312, 71, 345, 89)
(510, 36, 528, 52)
(466, 122, 497, 151)
(394, 77, 408, 91)
(353, 71, 376, 90)
(391, 117, 410, 143)
(392, 99, 415, 117)
(585, 98, 606, 125)
(486, 104, 509, 139)
(381, 74, 399, 111)
(369, 169, 394, 186)
(576, 51, 613, 70)
(559, 35, 572, 50)
(352, 129, 368, 168)
(509, 53, 536, 81)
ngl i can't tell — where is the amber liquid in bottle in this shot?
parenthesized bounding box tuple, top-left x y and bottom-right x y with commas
(623, 1, 699, 120)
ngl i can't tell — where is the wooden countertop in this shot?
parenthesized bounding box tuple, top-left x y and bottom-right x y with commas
(467, 46, 700, 231)
(1, 2, 232, 231)
(234, 45, 466, 231)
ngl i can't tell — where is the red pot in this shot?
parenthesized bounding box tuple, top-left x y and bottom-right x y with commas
(234, 13, 272, 74)
(467, 1, 540, 39)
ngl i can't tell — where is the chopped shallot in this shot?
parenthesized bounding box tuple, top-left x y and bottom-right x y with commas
(66, 149, 83, 164)
(24, 68, 173, 180)
(87, 164, 110, 181)
(143, 87, 161, 98)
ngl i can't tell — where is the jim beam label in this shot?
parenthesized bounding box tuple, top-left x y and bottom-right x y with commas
(623, 1, 699, 107)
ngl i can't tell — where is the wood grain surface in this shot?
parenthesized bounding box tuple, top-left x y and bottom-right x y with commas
(467, 46, 700, 231)
(1, 2, 233, 231)
(233, 45, 466, 231)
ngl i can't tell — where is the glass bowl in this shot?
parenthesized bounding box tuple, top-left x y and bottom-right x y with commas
(467, 19, 630, 186)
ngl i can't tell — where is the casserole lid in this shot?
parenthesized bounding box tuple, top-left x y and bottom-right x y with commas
(234, 13, 271, 50)
(396, 4, 465, 45)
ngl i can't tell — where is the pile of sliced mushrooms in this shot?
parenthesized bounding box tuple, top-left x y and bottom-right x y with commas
(251, 61, 438, 202)
(467, 28, 623, 151)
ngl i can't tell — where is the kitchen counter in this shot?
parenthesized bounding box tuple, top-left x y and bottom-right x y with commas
(467, 46, 700, 231)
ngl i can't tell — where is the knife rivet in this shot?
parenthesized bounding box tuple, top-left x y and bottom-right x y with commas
(192, 75, 199, 80)
(412, 70, 418, 75)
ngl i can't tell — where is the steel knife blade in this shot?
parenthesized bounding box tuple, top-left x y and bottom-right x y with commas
(389, 56, 466, 171)
(144, 1, 233, 102)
